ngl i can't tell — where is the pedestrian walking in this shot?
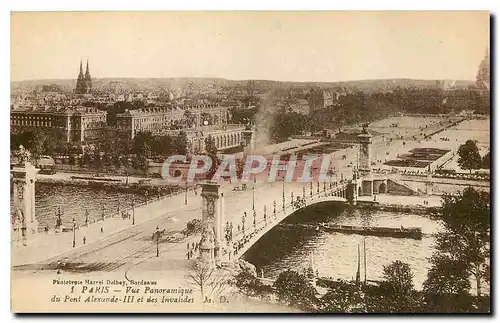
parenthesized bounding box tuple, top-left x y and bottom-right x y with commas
(100, 227, 103, 233)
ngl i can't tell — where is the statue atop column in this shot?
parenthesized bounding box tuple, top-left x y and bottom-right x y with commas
(15, 145, 31, 167)
(361, 122, 370, 134)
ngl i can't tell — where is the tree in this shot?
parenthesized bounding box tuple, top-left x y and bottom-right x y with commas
(273, 270, 318, 311)
(132, 155, 149, 175)
(382, 260, 414, 295)
(234, 269, 265, 298)
(421, 254, 475, 312)
(365, 261, 417, 313)
(173, 131, 189, 156)
(320, 279, 364, 313)
(185, 261, 230, 302)
(131, 132, 154, 158)
(182, 219, 203, 236)
(430, 187, 490, 298)
(457, 140, 482, 174)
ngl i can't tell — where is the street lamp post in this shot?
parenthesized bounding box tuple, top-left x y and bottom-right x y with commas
(101, 204, 105, 221)
(242, 213, 246, 234)
(282, 179, 285, 211)
(252, 178, 255, 211)
(253, 210, 256, 228)
(117, 199, 120, 218)
(317, 181, 320, 194)
(155, 226, 160, 257)
(263, 205, 267, 223)
(185, 181, 188, 205)
(310, 181, 313, 197)
(85, 209, 89, 226)
(273, 200, 276, 218)
(290, 192, 294, 207)
(132, 197, 135, 225)
(303, 186, 306, 200)
(72, 218, 76, 248)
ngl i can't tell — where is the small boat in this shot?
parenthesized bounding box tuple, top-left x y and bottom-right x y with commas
(320, 223, 422, 240)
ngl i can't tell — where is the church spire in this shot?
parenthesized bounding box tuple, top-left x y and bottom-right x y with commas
(85, 59, 90, 78)
(78, 59, 84, 79)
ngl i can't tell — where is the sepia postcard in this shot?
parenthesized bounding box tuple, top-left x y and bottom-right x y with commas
(10, 11, 491, 313)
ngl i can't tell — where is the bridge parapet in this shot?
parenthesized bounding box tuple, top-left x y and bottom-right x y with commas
(216, 182, 350, 262)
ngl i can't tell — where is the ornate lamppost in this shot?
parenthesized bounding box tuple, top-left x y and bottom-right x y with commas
(282, 179, 285, 211)
(310, 181, 313, 197)
(72, 218, 76, 248)
(155, 226, 160, 257)
(252, 177, 256, 211)
(273, 200, 276, 218)
(84, 209, 89, 226)
(242, 212, 246, 235)
(132, 197, 135, 225)
(290, 192, 294, 207)
(263, 205, 267, 223)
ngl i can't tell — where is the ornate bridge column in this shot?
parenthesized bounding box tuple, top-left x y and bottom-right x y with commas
(358, 127, 374, 197)
(11, 161, 39, 245)
(199, 183, 224, 268)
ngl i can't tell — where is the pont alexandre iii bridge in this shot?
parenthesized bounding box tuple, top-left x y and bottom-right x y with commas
(194, 130, 417, 268)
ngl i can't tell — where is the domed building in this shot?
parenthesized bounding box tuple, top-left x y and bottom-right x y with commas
(476, 49, 490, 91)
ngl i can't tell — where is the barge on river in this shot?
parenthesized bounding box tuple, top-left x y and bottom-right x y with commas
(319, 223, 422, 240)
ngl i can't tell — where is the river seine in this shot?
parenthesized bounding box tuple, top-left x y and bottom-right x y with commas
(243, 203, 443, 290)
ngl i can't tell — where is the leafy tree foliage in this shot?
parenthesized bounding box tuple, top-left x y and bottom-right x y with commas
(430, 187, 490, 298)
(365, 260, 418, 313)
(182, 219, 203, 236)
(320, 279, 364, 313)
(457, 140, 482, 173)
(233, 269, 272, 298)
(273, 270, 318, 311)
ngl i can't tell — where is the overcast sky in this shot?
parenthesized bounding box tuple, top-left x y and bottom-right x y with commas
(11, 11, 489, 82)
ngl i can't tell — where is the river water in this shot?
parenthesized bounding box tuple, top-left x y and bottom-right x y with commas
(11, 183, 147, 229)
(243, 203, 443, 290)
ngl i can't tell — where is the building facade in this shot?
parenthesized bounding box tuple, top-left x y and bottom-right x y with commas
(116, 104, 231, 140)
(11, 106, 107, 143)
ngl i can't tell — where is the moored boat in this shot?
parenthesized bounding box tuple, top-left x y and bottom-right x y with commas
(319, 223, 422, 240)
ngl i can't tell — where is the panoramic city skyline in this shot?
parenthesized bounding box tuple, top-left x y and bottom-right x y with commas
(11, 11, 489, 82)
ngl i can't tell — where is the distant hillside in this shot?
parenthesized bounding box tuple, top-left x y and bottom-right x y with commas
(11, 77, 475, 93)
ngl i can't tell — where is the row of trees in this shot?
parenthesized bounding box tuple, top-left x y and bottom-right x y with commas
(269, 86, 490, 144)
(233, 187, 490, 313)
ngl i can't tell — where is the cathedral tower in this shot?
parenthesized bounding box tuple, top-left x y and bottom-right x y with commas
(75, 59, 92, 95)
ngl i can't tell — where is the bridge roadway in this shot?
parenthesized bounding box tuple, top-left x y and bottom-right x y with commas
(13, 176, 348, 272)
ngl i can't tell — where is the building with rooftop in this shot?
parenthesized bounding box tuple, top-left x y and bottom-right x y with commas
(10, 105, 106, 143)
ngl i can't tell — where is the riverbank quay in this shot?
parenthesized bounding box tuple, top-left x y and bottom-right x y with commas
(355, 195, 442, 214)
(11, 187, 199, 267)
(36, 172, 196, 195)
